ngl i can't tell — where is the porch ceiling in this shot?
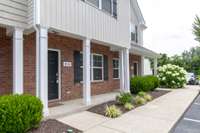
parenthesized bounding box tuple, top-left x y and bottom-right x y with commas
(130, 44, 160, 58)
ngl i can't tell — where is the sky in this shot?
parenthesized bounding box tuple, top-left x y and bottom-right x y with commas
(138, 0, 200, 56)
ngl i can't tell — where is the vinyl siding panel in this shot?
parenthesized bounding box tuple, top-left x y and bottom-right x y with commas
(27, 0, 33, 26)
(40, 0, 131, 48)
(0, 0, 28, 28)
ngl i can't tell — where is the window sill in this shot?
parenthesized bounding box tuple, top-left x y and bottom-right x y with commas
(113, 78, 120, 80)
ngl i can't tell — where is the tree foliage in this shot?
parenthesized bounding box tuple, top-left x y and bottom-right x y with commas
(193, 15, 200, 43)
(156, 47, 200, 75)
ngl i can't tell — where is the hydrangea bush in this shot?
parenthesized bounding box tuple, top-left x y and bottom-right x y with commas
(157, 64, 187, 88)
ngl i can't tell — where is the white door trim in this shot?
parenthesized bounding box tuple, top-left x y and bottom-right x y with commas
(48, 48, 61, 102)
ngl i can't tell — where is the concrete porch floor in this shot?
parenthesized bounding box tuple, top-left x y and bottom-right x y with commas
(47, 91, 120, 119)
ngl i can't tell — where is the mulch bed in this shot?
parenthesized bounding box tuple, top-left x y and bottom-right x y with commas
(28, 119, 82, 133)
(87, 90, 170, 117)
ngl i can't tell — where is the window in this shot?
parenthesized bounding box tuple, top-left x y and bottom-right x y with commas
(85, 0, 117, 18)
(113, 59, 119, 79)
(92, 54, 104, 81)
(102, 0, 112, 14)
(87, 0, 99, 7)
(131, 25, 138, 43)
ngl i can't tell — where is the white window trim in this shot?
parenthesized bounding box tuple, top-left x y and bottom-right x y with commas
(91, 53, 104, 82)
(80, 52, 104, 82)
(113, 58, 120, 79)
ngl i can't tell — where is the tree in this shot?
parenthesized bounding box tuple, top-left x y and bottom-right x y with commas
(193, 15, 200, 43)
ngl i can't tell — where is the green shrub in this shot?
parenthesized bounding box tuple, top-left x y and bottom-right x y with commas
(124, 103, 134, 110)
(138, 91, 152, 101)
(116, 92, 133, 105)
(134, 96, 147, 105)
(105, 105, 121, 118)
(0, 94, 43, 133)
(130, 76, 159, 94)
(158, 64, 187, 88)
(145, 76, 160, 91)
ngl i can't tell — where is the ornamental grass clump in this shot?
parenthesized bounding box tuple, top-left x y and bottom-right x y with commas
(138, 91, 152, 101)
(105, 105, 121, 118)
(124, 103, 134, 110)
(134, 96, 147, 105)
(158, 64, 187, 88)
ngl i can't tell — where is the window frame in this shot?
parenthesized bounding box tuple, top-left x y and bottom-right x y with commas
(85, 0, 117, 19)
(112, 58, 120, 79)
(91, 53, 104, 82)
(79, 52, 104, 82)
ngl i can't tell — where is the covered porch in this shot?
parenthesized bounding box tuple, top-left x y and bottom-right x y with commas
(0, 26, 131, 116)
(130, 44, 160, 76)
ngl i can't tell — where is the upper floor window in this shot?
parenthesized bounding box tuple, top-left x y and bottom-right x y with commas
(85, 0, 117, 18)
(131, 25, 138, 43)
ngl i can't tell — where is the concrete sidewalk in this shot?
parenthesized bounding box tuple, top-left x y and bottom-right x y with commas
(58, 86, 200, 133)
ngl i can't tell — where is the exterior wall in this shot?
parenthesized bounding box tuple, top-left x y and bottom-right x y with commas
(24, 32, 36, 95)
(0, 28, 12, 95)
(129, 54, 141, 77)
(23, 32, 120, 101)
(27, 0, 34, 26)
(0, 0, 28, 28)
(40, 0, 131, 48)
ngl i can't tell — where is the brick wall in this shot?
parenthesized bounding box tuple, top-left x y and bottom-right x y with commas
(0, 28, 142, 101)
(48, 33, 120, 101)
(0, 28, 12, 95)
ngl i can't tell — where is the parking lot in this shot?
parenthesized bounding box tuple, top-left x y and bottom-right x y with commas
(171, 94, 200, 133)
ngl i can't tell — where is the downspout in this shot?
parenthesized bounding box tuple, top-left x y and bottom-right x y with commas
(33, 0, 40, 97)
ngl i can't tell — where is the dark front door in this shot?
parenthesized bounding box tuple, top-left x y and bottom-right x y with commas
(48, 50, 59, 100)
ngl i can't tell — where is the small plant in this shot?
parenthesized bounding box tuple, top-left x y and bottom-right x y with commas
(144, 94, 152, 101)
(138, 91, 152, 101)
(116, 92, 133, 105)
(134, 96, 147, 105)
(124, 103, 134, 110)
(105, 105, 121, 118)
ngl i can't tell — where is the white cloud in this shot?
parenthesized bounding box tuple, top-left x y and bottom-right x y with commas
(138, 0, 200, 56)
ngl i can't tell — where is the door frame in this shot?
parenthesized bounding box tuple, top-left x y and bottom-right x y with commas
(48, 48, 61, 102)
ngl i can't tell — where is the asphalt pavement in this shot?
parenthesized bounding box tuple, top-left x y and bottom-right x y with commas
(171, 93, 200, 133)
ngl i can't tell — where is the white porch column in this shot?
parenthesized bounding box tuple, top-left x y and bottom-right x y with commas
(154, 58, 158, 75)
(141, 56, 145, 76)
(119, 50, 125, 91)
(123, 48, 130, 92)
(13, 28, 24, 94)
(37, 27, 49, 116)
(83, 38, 91, 105)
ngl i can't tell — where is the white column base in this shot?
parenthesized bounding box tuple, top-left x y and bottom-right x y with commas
(83, 38, 91, 105)
(13, 27, 24, 94)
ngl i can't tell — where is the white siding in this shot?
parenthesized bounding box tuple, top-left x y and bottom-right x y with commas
(0, 0, 28, 28)
(27, 0, 33, 26)
(40, 0, 131, 48)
